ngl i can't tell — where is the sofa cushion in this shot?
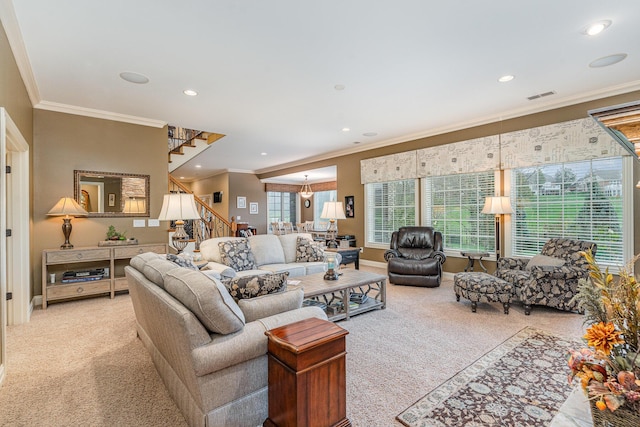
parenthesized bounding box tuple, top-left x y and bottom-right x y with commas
(303, 262, 328, 275)
(526, 254, 565, 271)
(166, 253, 199, 270)
(238, 288, 304, 323)
(248, 234, 286, 266)
(218, 239, 257, 272)
(296, 236, 325, 262)
(279, 233, 314, 263)
(199, 237, 243, 263)
(130, 252, 164, 271)
(142, 258, 180, 289)
(259, 263, 306, 277)
(222, 272, 289, 301)
(164, 268, 245, 335)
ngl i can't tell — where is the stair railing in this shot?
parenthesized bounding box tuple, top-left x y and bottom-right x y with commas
(168, 126, 204, 155)
(168, 175, 234, 250)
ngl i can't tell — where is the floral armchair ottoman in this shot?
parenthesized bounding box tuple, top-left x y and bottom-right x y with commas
(496, 238, 597, 315)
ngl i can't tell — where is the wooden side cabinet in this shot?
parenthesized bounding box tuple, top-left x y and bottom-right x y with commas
(264, 317, 351, 427)
(41, 243, 167, 309)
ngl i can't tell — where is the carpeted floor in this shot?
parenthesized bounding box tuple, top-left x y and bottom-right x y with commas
(0, 266, 587, 426)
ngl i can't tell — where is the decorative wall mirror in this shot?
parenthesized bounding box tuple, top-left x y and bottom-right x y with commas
(74, 170, 150, 217)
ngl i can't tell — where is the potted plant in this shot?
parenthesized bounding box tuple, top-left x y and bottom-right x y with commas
(568, 249, 640, 425)
(106, 225, 126, 241)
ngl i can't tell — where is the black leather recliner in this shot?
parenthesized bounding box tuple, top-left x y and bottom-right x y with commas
(384, 226, 446, 287)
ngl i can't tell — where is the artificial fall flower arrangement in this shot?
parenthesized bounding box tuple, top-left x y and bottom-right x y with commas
(567, 249, 640, 414)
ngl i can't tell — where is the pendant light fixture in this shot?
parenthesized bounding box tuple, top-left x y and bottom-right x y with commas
(299, 175, 314, 199)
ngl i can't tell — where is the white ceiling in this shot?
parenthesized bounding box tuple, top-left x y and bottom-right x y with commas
(5, 0, 640, 183)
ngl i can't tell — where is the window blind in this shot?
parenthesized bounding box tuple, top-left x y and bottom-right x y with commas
(424, 171, 496, 254)
(365, 179, 417, 246)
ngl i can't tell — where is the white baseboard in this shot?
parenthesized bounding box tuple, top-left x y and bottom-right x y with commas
(32, 295, 42, 310)
(359, 259, 386, 269)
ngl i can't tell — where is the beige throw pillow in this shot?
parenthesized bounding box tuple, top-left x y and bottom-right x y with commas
(526, 254, 565, 271)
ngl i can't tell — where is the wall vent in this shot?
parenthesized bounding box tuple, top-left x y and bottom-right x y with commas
(527, 91, 556, 101)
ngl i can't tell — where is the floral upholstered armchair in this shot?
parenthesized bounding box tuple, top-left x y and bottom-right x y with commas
(495, 238, 597, 315)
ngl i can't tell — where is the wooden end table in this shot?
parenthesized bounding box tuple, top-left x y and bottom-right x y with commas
(264, 317, 351, 427)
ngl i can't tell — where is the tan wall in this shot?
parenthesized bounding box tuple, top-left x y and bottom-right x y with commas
(32, 109, 168, 297)
(259, 91, 640, 272)
(228, 172, 267, 234)
(189, 172, 230, 219)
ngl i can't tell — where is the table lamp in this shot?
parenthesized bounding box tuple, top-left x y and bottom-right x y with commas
(47, 197, 88, 249)
(321, 201, 347, 248)
(481, 196, 513, 259)
(158, 193, 200, 253)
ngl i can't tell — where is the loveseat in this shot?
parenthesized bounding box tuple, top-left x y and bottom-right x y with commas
(125, 252, 327, 427)
(199, 233, 339, 279)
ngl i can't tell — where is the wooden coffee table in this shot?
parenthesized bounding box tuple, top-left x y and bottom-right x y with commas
(297, 269, 386, 321)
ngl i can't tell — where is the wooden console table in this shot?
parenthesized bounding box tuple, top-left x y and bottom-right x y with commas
(41, 243, 167, 309)
(264, 317, 351, 427)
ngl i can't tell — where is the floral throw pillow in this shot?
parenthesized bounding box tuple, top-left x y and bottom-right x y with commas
(222, 272, 289, 300)
(166, 253, 199, 270)
(296, 237, 324, 262)
(218, 239, 257, 271)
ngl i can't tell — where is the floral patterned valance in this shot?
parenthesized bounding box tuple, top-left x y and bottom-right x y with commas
(360, 151, 417, 184)
(416, 135, 500, 177)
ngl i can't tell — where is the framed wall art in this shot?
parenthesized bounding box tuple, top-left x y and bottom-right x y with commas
(345, 195, 354, 218)
(237, 196, 246, 209)
(249, 202, 258, 214)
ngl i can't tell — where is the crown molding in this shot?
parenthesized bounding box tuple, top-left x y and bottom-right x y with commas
(35, 101, 166, 128)
(0, 0, 41, 106)
(256, 80, 640, 175)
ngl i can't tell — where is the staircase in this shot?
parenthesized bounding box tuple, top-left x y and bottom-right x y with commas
(168, 175, 235, 250)
(167, 125, 225, 172)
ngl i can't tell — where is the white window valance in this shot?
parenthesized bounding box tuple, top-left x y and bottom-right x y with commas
(416, 135, 500, 177)
(360, 151, 417, 184)
(500, 118, 628, 169)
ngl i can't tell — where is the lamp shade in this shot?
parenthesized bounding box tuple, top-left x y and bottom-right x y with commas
(123, 197, 146, 214)
(157, 194, 200, 221)
(321, 201, 347, 220)
(47, 197, 88, 218)
(481, 196, 513, 215)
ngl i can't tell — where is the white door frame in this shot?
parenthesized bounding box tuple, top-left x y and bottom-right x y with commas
(0, 108, 30, 387)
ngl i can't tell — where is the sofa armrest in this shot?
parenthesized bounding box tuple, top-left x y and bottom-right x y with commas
(191, 305, 326, 376)
(384, 249, 400, 261)
(497, 257, 528, 271)
(433, 250, 447, 264)
(237, 288, 304, 323)
(201, 261, 236, 279)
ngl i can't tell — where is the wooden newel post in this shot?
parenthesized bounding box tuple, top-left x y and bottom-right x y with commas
(264, 317, 351, 427)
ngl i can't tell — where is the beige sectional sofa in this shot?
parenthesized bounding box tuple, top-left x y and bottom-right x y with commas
(125, 252, 327, 427)
(199, 233, 337, 279)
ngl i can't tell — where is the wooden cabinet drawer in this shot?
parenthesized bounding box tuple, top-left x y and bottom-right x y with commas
(114, 244, 166, 259)
(114, 276, 129, 292)
(47, 280, 110, 300)
(46, 248, 110, 264)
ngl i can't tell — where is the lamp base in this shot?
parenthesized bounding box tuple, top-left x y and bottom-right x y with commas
(324, 270, 339, 281)
(60, 217, 74, 250)
(172, 220, 190, 254)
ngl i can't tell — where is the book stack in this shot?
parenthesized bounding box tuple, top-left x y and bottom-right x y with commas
(61, 268, 106, 283)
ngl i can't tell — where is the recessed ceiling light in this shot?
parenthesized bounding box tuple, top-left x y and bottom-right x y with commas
(583, 20, 611, 36)
(342, 127, 350, 132)
(498, 75, 515, 83)
(261, 152, 267, 156)
(334, 84, 346, 91)
(363, 132, 377, 137)
(119, 71, 149, 84)
(183, 89, 198, 96)
(589, 53, 627, 68)
(195, 164, 202, 168)
(180, 176, 185, 179)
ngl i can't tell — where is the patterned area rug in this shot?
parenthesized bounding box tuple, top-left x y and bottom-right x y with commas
(397, 327, 580, 426)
